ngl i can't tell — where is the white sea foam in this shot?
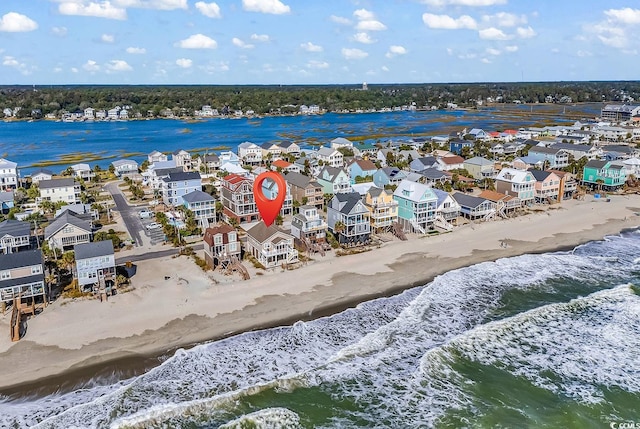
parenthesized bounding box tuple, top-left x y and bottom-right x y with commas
(219, 408, 301, 429)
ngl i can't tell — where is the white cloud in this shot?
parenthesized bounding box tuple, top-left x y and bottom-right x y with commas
(300, 42, 322, 52)
(51, 26, 67, 36)
(353, 32, 375, 44)
(3, 56, 20, 67)
(422, 0, 506, 5)
(604, 8, 640, 25)
(504, 45, 518, 52)
(516, 26, 536, 38)
(341, 47, 368, 60)
(0, 12, 38, 32)
(482, 12, 527, 27)
(481, 58, 491, 63)
(381, 65, 389, 72)
(385, 45, 407, 58)
(126, 46, 146, 54)
(53, 67, 63, 73)
(486, 47, 500, 55)
(113, 0, 187, 10)
(356, 20, 387, 31)
(176, 58, 193, 68)
(307, 60, 329, 69)
(59, 2, 127, 20)
(176, 34, 217, 49)
(330, 15, 351, 25)
(251, 33, 270, 42)
(458, 52, 477, 59)
(195, 1, 221, 18)
(106, 59, 132, 72)
(479, 27, 510, 40)
(83, 60, 100, 72)
(71, 67, 79, 73)
(232, 37, 254, 49)
(353, 9, 375, 21)
(101, 33, 115, 43)
(242, 0, 290, 15)
(422, 14, 477, 30)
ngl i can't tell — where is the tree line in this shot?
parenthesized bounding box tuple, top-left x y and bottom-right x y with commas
(2, 81, 640, 119)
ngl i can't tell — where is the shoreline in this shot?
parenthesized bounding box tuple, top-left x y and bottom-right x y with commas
(1, 196, 639, 397)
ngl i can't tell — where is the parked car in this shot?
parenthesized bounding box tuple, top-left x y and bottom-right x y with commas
(145, 222, 161, 230)
(139, 209, 153, 219)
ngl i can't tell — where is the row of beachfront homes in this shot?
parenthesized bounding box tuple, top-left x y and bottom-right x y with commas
(0, 236, 116, 309)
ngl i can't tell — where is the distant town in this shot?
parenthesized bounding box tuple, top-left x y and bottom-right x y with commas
(1, 101, 640, 341)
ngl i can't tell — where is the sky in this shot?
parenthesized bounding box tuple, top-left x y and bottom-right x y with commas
(0, 0, 639, 85)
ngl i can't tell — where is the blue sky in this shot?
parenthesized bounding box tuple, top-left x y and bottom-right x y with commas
(0, 0, 639, 85)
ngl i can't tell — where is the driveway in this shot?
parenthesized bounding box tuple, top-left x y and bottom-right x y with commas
(104, 182, 144, 247)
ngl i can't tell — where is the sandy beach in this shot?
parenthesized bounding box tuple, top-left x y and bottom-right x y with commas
(1, 194, 639, 392)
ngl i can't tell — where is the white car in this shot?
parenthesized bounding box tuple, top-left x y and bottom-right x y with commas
(145, 222, 161, 230)
(139, 209, 153, 219)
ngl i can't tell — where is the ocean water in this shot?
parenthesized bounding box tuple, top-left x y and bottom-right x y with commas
(0, 107, 582, 176)
(1, 229, 639, 428)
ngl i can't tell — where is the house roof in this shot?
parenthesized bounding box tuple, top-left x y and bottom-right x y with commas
(393, 179, 437, 202)
(331, 137, 353, 146)
(332, 192, 363, 214)
(224, 173, 251, 186)
(165, 171, 201, 182)
(439, 155, 465, 165)
(418, 167, 449, 180)
(279, 141, 298, 149)
(550, 143, 594, 152)
(317, 147, 340, 157)
(432, 188, 454, 207)
(478, 189, 516, 202)
(272, 159, 293, 169)
(585, 160, 608, 169)
(496, 168, 534, 182)
(529, 146, 563, 155)
(367, 186, 384, 197)
(31, 168, 54, 177)
(350, 158, 377, 171)
(112, 159, 138, 168)
(451, 192, 489, 209)
(149, 150, 163, 157)
(413, 156, 437, 167)
(284, 172, 315, 189)
(0, 191, 14, 203)
(182, 189, 214, 203)
(379, 167, 405, 179)
(154, 167, 183, 177)
(44, 211, 92, 239)
(0, 219, 30, 237)
(246, 222, 288, 243)
(260, 142, 278, 149)
(202, 154, 219, 162)
(0, 158, 17, 169)
(238, 141, 259, 149)
(319, 166, 346, 181)
(75, 240, 114, 260)
(0, 249, 42, 271)
(528, 169, 553, 181)
(71, 163, 91, 171)
(38, 178, 77, 189)
(464, 156, 493, 166)
(203, 224, 236, 246)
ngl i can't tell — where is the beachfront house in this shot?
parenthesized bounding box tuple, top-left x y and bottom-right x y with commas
(74, 240, 116, 293)
(148, 150, 168, 164)
(527, 146, 570, 169)
(70, 163, 94, 181)
(172, 149, 193, 171)
(478, 189, 521, 216)
(433, 188, 461, 227)
(161, 171, 202, 207)
(284, 172, 324, 210)
(373, 167, 407, 188)
(290, 205, 328, 247)
(316, 166, 352, 195)
(30, 168, 54, 185)
(582, 160, 628, 191)
(452, 192, 496, 220)
(528, 169, 562, 203)
(316, 147, 344, 168)
(348, 159, 377, 184)
(182, 189, 216, 229)
(0, 249, 45, 307)
(260, 176, 293, 217)
(364, 187, 398, 232)
(463, 157, 496, 180)
(327, 192, 371, 246)
(245, 223, 298, 269)
(393, 179, 438, 234)
(221, 173, 259, 224)
(111, 159, 139, 178)
(37, 178, 81, 205)
(0, 219, 31, 254)
(44, 211, 92, 251)
(238, 142, 263, 166)
(495, 168, 535, 205)
(0, 158, 18, 190)
(203, 224, 241, 270)
(547, 170, 578, 200)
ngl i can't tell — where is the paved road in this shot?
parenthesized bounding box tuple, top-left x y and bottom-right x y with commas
(104, 182, 144, 247)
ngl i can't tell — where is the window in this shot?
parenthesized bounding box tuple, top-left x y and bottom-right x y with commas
(0, 271, 10, 280)
(214, 235, 223, 245)
(31, 265, 42, 274)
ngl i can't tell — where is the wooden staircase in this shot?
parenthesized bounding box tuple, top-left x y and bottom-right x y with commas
(391, 222, 407, 241)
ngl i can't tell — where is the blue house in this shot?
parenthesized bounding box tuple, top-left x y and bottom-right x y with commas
(393, 179, 438, 234)
(161, 171, 202, 207)
(348, 159, 377, 184)
(449, 139, 474, 155)
(373, 167, 407, 188)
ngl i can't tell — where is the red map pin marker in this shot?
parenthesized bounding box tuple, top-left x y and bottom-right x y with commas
(253, 171, 286, 227)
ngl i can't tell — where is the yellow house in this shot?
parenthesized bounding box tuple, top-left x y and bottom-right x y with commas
(364, 187, 398, 232)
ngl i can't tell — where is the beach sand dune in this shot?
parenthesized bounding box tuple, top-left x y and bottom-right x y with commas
(0, 195, 638, 391)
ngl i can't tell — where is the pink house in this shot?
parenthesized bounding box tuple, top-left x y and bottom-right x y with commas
(528, 169, 561, 203)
